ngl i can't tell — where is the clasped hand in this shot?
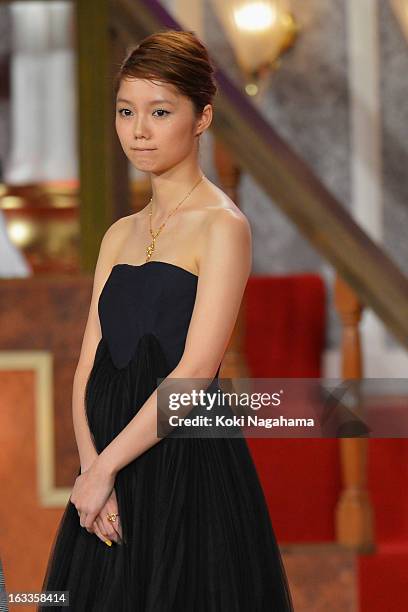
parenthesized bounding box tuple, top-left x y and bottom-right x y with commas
(70, 459, 122, 545)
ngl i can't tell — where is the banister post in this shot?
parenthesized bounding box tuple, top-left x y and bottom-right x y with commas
(334, 273, 375, 553)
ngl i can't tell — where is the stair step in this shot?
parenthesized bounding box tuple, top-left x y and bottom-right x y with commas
(358, 540, 408, 612)
(280, 543, 358, 612)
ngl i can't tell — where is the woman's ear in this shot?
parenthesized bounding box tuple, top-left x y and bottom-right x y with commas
(195, 104, 213, 136)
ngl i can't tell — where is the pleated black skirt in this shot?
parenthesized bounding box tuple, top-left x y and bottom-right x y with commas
(39, 334, 293, 611)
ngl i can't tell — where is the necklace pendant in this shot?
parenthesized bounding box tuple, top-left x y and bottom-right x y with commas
(146, 239, 155, 261)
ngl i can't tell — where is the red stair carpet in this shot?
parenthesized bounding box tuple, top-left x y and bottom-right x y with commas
(358, 438, 408, 611)
(243, 274, 408, 610)
(242, 274, 336, 542)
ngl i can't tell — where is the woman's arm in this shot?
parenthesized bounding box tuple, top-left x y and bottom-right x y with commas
(72, 365, 98, 472)
(72, 217, 127, 473)
(97, 209, 252, 477)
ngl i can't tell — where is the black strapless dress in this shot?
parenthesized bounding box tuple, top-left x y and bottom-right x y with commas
(39, 261, 293, 611)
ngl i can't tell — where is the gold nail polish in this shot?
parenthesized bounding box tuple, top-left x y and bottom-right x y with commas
(104, 539, 112, 546)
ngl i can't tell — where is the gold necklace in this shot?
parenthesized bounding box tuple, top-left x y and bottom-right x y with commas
(145, 174, 205, 262)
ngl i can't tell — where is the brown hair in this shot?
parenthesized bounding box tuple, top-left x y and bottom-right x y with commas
(114, 29, 217, 115)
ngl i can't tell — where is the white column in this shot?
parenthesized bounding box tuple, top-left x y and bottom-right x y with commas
(348, 0, 383, 241)
(326, 0, 408, 377)
(4, 1, 77, 185)
(42, 2, 77, 180)
(347, 0, 386, 374)
(5, 2, 48, 183)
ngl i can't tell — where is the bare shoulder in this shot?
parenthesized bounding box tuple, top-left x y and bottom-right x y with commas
(99, 213, 136, 259)
(195, 184, 252, 277)
(199, 185, 251, 245)
(206, 205, 251, 257)
(208, 204, 251, 235)
(101, 213, 133, 244)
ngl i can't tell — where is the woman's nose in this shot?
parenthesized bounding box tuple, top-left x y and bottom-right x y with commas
(133, 115, 150, 139)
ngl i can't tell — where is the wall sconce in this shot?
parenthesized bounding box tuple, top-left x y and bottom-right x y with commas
(209, 0, 299, 95)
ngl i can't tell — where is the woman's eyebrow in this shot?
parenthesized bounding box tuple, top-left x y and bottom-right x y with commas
(116, 97, 175, 105)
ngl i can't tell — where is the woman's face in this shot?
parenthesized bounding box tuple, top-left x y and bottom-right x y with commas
(115, 77, 206, 174)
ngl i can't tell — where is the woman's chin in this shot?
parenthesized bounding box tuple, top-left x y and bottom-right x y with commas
(130, 159, 157, 171)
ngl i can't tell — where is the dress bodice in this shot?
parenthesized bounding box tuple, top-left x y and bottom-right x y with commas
(98, 261, 218, 375)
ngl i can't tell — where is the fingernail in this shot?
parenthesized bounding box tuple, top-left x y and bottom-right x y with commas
(104, 539, 112, 546)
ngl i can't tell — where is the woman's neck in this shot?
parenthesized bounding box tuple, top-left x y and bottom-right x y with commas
(149, 168, 205, 217)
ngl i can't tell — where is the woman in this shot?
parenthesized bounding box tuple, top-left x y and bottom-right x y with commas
(39, 29, 294, 611)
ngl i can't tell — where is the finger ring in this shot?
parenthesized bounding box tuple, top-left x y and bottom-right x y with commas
(107, 512, 118, 523)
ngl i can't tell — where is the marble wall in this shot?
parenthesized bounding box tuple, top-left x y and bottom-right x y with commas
(380, 1, 408, 350)
(381, 1, 408, 273)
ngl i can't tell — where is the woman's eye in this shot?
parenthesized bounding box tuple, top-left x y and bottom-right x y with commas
(117, 108, 170, 118)
(153, 109, 170, 118)
(117, 108, 132, 117)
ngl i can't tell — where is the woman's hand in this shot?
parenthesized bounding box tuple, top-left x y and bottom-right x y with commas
(70, 458, 116, 531)
(92, 488, 123, 546)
